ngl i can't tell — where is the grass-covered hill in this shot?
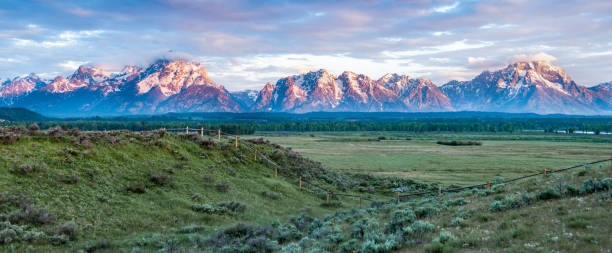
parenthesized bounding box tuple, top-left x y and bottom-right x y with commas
(0, 125, 610, 252)
(0, 125, 429, 252)
(0, 107, 47, 122)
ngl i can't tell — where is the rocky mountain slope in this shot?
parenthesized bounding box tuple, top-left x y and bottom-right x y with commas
(1, 58, 611, 115)
(440, 61, 611, 114)
(5, 59, 242, 116)
(251, 70, 453, 112)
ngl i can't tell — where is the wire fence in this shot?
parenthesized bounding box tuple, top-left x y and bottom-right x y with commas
(150, 126, 612, 205)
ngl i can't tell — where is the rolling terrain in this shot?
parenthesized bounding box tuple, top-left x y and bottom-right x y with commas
(0, 126, 609, 252)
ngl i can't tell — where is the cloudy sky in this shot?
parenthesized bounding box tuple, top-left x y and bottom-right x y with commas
(1, 0, 611, 90)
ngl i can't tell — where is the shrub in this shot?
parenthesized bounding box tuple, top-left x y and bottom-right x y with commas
(57, 174, 80, 184)
(537, 187, 561, 200)
(280, 242, 302, 253)
(191, 204, 221, 214)
(579, 178, 608, 194)
(443, 198, 466, 207)
(520, 192, 533, 206)
(433, 231, 458, 244)
(0, 221, 24, 244)
(27, 123, 40, 132)
(9, 204, 57, 225)
(476, 213, 492, 222)
(320, 202, 343, 208)
(126, 184, 146, 194)
(57, 220, 78, 240)
(273, 224, 301, 244)
(450, 217, 465, 227)
(0, 134, 20, 144)
(567, 215, 591, 229)
(504, 196, 522, 209)
(436, 140, 482, 146)
(491, 184, 505, 193)
(580, 233, 597, 244)
(424, 242, 457, 253)
(416, 205, 439, 218)
(147, 171, 173, 186)
(352, 218, 379, 239)
(191, 201, 246, 216)
(9, 160, 48, 175)
(385, 208, 415, 233)
(489, 200, 507, 212)
(215, 182, 230, 193)
(217, 201, 247, 214)
(338, 239, 359, 253)
(85, 240, 110, 252)
(509, 225, 531, 239)
(477, 189, 493, 197)
(179, 225, 205, 234)
(410, 220, 435, 236)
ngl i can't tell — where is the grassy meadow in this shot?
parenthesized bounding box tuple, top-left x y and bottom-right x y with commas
(254, 132, 612, 185)
(0, 125, 610, 252)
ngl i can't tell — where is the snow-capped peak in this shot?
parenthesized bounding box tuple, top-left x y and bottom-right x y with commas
(135, 59, 215, 97)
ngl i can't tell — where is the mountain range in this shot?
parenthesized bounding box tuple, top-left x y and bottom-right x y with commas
(1, 58, 611, 116)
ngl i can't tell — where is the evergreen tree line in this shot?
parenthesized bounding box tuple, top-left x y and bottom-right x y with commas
(3, 117, 609, 135)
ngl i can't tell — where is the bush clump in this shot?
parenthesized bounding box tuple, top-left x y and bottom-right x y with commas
(416, 205, 439, 218)
(215, 182, 230, 193)
(9, 160, 48, 175)
(567, 215, 591, 229)
(489, 200, 507, 212)
(57, 174, 80, 184)
(191, 201, 246, 216)
(410, 220, 436, 237)
(385, 208, 415, 233)
(443, 198, 466, 208)
(579, 178, 609, 194)
(537, 187, 561, 200)
(147, 171, 173, 186)
(179, 225, 206, 234)
(425, 231, 459, 253)
(436, 140, 482, 146)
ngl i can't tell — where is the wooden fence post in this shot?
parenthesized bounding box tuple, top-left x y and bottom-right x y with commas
(438, 187, 442, 196)
(254, 150, 257, 161)
(274, 167, 277, 177)
(299, 177, 302, 191)
(487, 181, 491, 189)
(544, 168, 547, 175)
(186, 126, 189, 134)
(218, 129, 221, 141)
(235, 136, 238, 148)
(200, 127, 203, 137)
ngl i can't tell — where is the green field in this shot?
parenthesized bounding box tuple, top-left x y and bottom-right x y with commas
(254, 132, 612, 185)
(0, 127, 610, 252)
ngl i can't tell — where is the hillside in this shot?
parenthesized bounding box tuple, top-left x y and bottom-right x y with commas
(0, 126, 426, 252)
(0, 126, 610, 252)
(0, 107, 47, 122)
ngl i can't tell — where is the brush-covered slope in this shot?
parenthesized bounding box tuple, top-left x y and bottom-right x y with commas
(0, 126, 426, 252)
(116, 157, 609, 252)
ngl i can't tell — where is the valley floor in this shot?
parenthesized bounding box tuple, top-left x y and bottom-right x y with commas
(253, 132, 612, 185)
